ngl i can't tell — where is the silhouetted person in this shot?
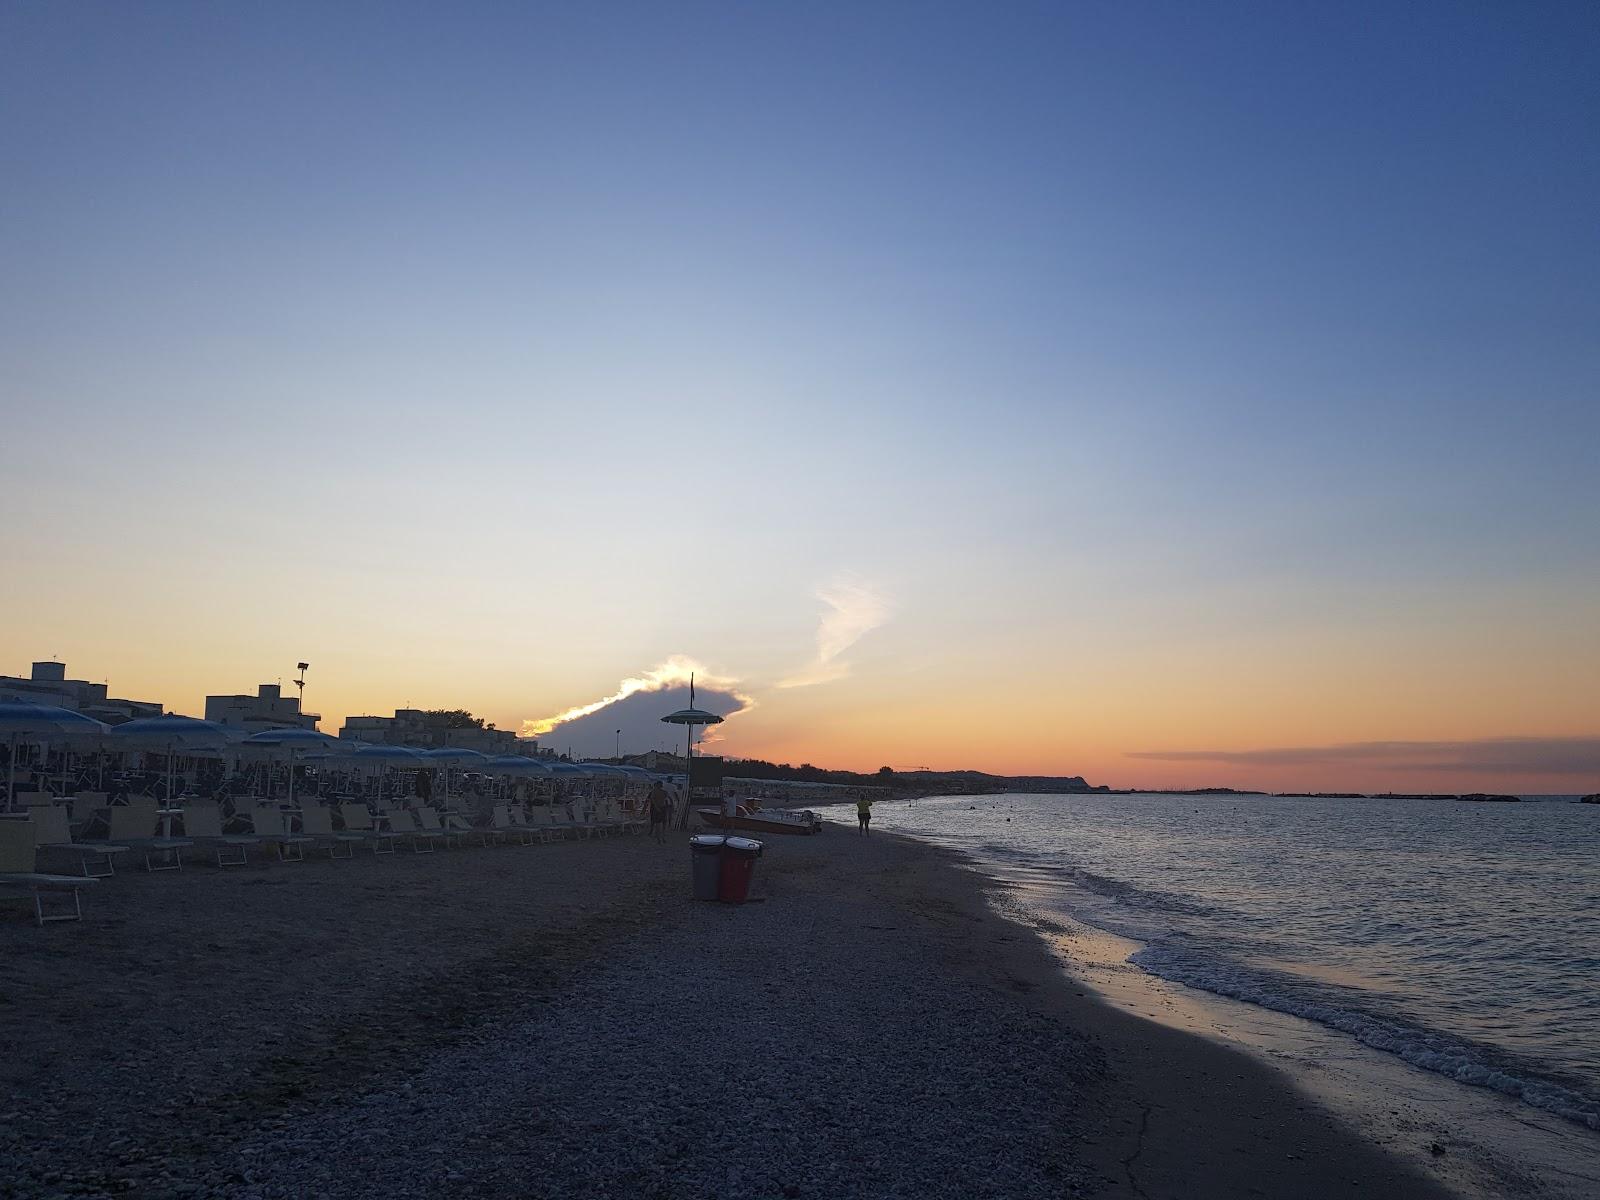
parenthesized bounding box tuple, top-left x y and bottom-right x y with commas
(647, 781, 671, 843)
(857, 794, 873, 835)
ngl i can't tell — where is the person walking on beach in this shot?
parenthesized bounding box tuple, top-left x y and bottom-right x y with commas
(856, 794, 873, 835)
(647, 780, 672, 844)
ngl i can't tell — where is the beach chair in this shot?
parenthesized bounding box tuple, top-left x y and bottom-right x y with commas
(411, 806, 460, 848)
(69, 792, 108, 830)
(597, 800, 632, 835)
(528, 806, 574, 840)
(29, 803, 129, 877)
(386, 808, 437, 852)
(299, 803, 362, 859)
(82, 801, 193, 872)
(485, 804, 533, 846)
(180, 802, 261, 868)
(247, 803, 317, 862)
(338, 803, 405, 855)
(0, 817, 98, 925)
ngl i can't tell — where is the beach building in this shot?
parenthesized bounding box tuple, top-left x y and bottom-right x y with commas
(338, 708, 539, 756)
(204, 683, 321, 733)
(0, 660, 163, 724)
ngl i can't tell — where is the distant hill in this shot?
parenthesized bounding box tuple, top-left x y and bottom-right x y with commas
(720, 758, 1108, 794)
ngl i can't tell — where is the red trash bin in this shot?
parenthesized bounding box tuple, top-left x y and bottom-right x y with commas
(717, 836, 763, 903)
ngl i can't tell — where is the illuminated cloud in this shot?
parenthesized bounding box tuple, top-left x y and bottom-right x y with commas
(779, 579, 893, 688)
(1128, 737, 1600, 777)
(522, 656, 755, 758)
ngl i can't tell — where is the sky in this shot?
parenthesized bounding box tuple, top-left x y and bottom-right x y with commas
(1, 2, 1596, 793)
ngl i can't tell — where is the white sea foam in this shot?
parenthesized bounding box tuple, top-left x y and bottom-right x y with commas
(1128, 943, 1600, 1132)
(871, 791, 1600, 1136)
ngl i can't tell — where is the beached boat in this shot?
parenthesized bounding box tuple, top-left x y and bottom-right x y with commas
(695, 801, 823, 835)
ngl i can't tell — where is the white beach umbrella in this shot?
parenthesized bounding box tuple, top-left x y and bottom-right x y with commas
(0, 703, 110, 810)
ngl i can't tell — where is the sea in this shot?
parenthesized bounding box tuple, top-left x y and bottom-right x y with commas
(849, 791, 1600, 1135)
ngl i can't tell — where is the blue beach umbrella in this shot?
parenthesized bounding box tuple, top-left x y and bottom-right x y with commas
(344, 743, 425, 800)
(109, 715, 233, 801)
(418, 746, 489, 804)
(243, 728, 342, 805)
(0, 702, 110, 809)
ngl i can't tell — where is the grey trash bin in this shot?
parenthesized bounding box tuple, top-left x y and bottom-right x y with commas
(689, 834, 726, 901)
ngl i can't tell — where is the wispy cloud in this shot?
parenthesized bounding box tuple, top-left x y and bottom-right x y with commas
(1128, 737, 1600, 777)
(521, 656, 753, 738)
(778, 578, 893, 688)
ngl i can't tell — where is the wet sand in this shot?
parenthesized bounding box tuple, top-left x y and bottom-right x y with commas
(0, 820, 1458, 1197)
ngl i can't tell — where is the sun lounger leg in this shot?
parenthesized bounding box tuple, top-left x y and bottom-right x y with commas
(33, 888, 83, 926)
(145, 848, 182, 873)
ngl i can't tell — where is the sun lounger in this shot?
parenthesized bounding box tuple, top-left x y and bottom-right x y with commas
(483, 804, 534, 846)
(0, 817, 98, 925)
(528, 807, 576, 840)
(68, 792, 108, 831)
(299, 803, 363, 859)
(80, 801, 192, 872)
(246, 803, 317, 862)
(28, 803, 128, 877)
(179, 803, 260, 867)
(411, 806, 461, 848)
(338, 803, 406, 854)
(386, 809, 437, 852)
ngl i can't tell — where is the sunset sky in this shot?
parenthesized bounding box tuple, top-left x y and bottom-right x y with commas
(2, 3, 1596, 792)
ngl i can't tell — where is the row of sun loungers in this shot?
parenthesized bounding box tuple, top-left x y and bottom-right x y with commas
(0, 796, 649, 925)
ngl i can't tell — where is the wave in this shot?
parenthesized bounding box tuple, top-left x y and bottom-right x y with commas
(1129, 942, 1600, 1132)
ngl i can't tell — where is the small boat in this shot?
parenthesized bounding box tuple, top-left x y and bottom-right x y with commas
(695, 800, 823, 835)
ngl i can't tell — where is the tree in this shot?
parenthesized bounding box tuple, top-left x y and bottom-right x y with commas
(424, 709, 484, 730)
(878, 766, 894, 776)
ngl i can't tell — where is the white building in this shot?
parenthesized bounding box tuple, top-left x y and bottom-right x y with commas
(205, 683, 320, 733)
(0, 661, 163, 724)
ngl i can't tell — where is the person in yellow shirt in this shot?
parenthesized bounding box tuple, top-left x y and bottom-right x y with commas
(856, 794, 873, 835)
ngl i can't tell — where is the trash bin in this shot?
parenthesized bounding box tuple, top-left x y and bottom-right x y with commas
(718, 836, 763, 904)
(689, 834, 726, 901)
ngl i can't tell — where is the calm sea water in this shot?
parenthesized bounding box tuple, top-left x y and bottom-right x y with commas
(873, 792, 1600, 1131)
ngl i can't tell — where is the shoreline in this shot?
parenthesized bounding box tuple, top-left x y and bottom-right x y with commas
(1, 817, 1464, 1198)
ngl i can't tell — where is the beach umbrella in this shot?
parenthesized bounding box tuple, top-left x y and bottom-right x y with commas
(418, 746, 488, 805)
(108, 715, 233, 802)
(484, 755, 550, 775)
(346, 743, 425, 801)
(660, 674, 724, 829)
(242, 728, 341, 807)
(0, 703, 110, 810)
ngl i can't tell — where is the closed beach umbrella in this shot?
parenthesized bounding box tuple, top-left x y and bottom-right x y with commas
(660, 674, 724, 829)
(0, 703, 110, 809)
(108, 715, 233, 802)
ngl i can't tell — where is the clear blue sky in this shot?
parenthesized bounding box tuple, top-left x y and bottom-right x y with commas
(2, 2, 1596, 788)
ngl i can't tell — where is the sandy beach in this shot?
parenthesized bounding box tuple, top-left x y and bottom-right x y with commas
(0, 819, 1460, 1198)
